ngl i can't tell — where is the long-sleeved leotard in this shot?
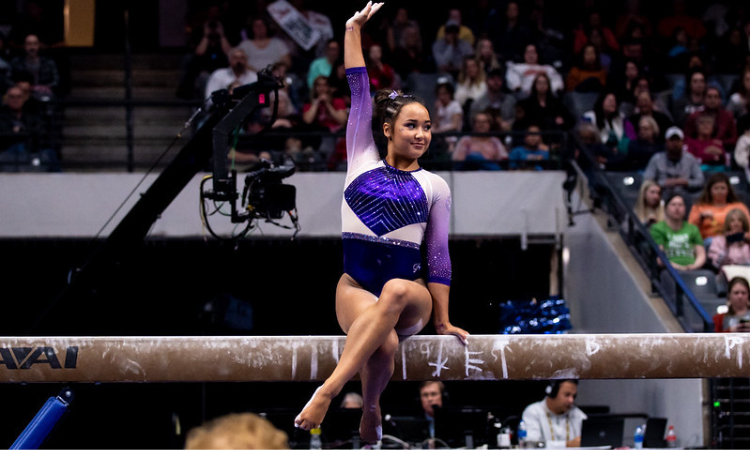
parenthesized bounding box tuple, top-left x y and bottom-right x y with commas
(342, 67, 452, 296)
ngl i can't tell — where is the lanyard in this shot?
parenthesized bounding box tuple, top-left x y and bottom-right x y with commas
(547, 413, 569, 442)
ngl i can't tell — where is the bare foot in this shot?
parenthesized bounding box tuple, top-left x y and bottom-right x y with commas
(294, 387, 333, 430)
(359, 405, 383, 443)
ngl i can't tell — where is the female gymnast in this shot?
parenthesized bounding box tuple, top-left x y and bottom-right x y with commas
(294, 1, 469, 443)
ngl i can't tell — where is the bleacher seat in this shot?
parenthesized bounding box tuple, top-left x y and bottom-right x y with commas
(677, 269, 720, 300)
(604, 171, 643, 207)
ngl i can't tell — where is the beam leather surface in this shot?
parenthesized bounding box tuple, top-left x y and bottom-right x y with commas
(0, 334, 748, 383)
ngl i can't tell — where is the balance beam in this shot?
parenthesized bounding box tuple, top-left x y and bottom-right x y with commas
(0, 334, 747, 383)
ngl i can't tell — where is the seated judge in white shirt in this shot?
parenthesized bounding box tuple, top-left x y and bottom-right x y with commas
(521, 380, 587, 448)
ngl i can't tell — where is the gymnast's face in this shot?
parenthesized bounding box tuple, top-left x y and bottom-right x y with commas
(384, 102, 432, 162)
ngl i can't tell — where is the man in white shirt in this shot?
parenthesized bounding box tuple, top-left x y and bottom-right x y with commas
(204, 47, 258, 100)
(521, 380, 587, 448)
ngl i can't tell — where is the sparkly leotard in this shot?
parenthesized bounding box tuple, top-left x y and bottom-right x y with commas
(342, 67, 452, 296)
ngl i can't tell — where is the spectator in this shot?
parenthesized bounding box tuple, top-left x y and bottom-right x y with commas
(340, 392, 364, 409)
(582, 90, 637, 157)
(672, 68, 708, 127)
(9, 34, 59, 101)
(657, 0, 707, 43)
(650, 192, 706, 271)
(626, 116, 663, 170)
(475, 37, 503, 77)
(385, 7, 420, 56)
(280, 0, 333, 65)
(306, 39, 340, 90)
(454, 56, 487, 113)
(688, 172, 750, 243)
(565, 43, 607, 93)
(366, 43, 395, 92)
(521, 380, 587, 448)
(465, 0, 503, 43)
(629, 91, 674, 144)
(451, 111, 507, 170)
(176, 5, 233, 100)
(419, 381, 445, 438)
(526, 1, 566, 66)
(708, 208, 750, 271)
(610, 59, 641, 111)
(328, 58, 351, 107)
(390, 24, 433, 81)
(204, 47, 258, 100)
(685, 114, 728, 170)
(509, 123, 549, 170)
(433, 81, 463, 135)
(734, 127, 750, 182)
(669, 54, 723, 104)
(302, 75, 347, 134)
(586, 28, 614, 73)
(184, 412, 289, 449)
(238, 16, 291, 73)
(634, 179, 665, 227)
(492, 1, 532, 64)
(0, 85, 57, 171)
(470, 68, 516, 132)
(572, 10, 620, 56)
(643, 126, 705, 198)
(516, 73, 574, 137)
(664, 27, 691, 71)
(434, 8, 475, 46)
(269, 60, 305, 113)
(431, 19, 474, 81)
(684, 86, 738, 148)
(727, 66, 750, 121)
(505, 43, 564, 97)
(615, 0, 653, 41)
(714, 27, 749, 75)
(713, 276, 750, 332)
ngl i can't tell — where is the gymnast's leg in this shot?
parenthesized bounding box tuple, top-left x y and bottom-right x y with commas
(294, 274, 432, 433)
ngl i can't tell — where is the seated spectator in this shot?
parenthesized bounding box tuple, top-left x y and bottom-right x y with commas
(664, 27, 691, 71)
(650, 193, 706, 271)
(629, 91, 674, 144)
(0, 85, 57, 171)
(433, 81, 463, 135)
(306, 39, 340, 90)
(204, 47, 258, 100)
(708, 208, 750, 271)
(614, 0, 653, 41)
(517, 73, 574, 135)
(586, 28, 613, 73)
(505, 43, 564, 97)
(176, 7, 232, 100)
(714, 276, 750, 332)
(633, 179, 665, 227)
(565, 43, 607, 93)
(572, 9, 620, 56)
(451, 111, 508, 170)
(610, 60, 642, 113)
(9, 34, 59, 101)
(302, 75, 347, 134)
(684, 86, 738, 149)
(685, 114, 728, 171)
(455, 56, 487, 119)
(470, 68, 516, 132)
(509, 123, 549, 170)
(366, 43, 395, 92)
(385, 7, 420, 56)
(269, 60, 305, 113)
(434, 8, 475, 46)
(475, 37, 502, 77)
(656, 0, 707, 43)
(626, 116, 663, 170)
(728, 66, 750, 121)
(671, 68, 708, 128)
(431, 20, 474, 81)
(238, 16, 291, 73)
(526, 2, 566, 66)
(688, 172, 750, 243)
(390, 24, 433, 81)
(643, 126, 705, 199)
(492, 1, 532, 64)
(734, 127, 750, 183)
(713, 27, 748, 75)
(184, 412, 289, 449)
(328, 58, 351, 107)
(582, 90, 637, 158)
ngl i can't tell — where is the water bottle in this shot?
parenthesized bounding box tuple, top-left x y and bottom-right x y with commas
(517, 420, 527, 448)
(309, 427, 322, 449)
(666, 425, 677, 448)
(634, 425, 645, 449)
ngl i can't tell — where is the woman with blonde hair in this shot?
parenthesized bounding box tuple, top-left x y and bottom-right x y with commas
(707, 207, 750, 270)
(454, 55, 487, 110)
(633, 179, 664, 227)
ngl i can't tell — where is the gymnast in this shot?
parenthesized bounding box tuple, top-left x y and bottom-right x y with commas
(294, 1, 469, 443)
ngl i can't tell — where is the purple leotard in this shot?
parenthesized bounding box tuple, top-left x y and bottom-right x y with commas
(342, 67, 452, 296)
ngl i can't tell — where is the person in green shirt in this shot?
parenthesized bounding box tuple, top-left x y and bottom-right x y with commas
(650, 193, 706, 270)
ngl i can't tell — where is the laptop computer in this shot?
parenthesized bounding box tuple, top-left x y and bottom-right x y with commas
(580, 416, 625, 448)
(644, 417, 668, 448)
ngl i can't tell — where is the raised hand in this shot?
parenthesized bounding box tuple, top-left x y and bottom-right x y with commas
(345, 1, 384, 31)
